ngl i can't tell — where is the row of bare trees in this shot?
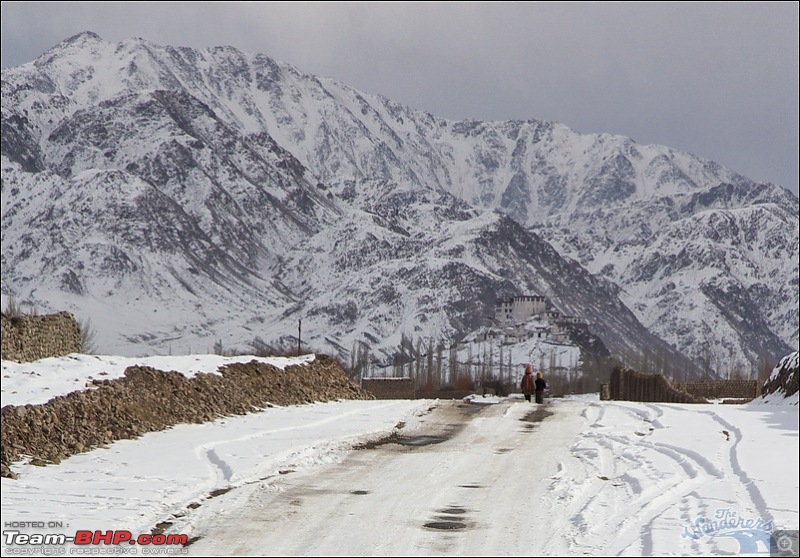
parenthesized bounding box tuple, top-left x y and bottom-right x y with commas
(220, 329, 779, 394)
(350, 334, 615, 395)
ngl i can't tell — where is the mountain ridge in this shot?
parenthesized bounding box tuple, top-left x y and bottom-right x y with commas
(2, 32, 796, 374)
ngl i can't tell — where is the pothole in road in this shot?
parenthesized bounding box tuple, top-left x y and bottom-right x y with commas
(396, 435, 448, 447)
(353, 433, 399, 450)
(350, 490, 370, 495)
(458, 483, 484, 489)
(354, 432, 448, 449)
(424, 521, 467, 531)
(425, 506, 472, 531)
(438, 507, 468, 515)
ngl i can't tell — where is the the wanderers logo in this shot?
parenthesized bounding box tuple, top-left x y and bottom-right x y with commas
(682, 508, 773, 554)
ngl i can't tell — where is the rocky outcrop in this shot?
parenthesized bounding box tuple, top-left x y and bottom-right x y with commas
(761, 351, 799, 402)
(1, 354, 372, 478)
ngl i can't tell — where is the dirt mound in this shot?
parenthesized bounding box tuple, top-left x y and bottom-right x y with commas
(1, 354, 372, 478)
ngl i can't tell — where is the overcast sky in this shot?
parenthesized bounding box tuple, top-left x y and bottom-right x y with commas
(2, 2, 798, 197)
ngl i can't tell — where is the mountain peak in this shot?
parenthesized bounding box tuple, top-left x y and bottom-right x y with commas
(56, 30, 105, 51)
(36, 30, 108, 67)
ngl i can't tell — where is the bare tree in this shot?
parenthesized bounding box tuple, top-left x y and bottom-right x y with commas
(435, 341, 444, 388)
(78, 317, 98, 354)
(415, 337, 423, 384)
(2, 296, 23, 319)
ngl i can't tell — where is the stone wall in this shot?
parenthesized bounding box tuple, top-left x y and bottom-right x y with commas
(361, 378, 415, 399)
(360, 378, 482, 400)
(1, 354, 373, 478)
(673, 380, 760, 401)
(1, 312, 81, 362)
(608, 367, 707, 403)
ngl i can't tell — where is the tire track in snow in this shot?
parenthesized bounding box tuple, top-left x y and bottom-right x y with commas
(194, 400, 422, 494)
(544, 402, 738, 555)
(667, 406, 774, 526)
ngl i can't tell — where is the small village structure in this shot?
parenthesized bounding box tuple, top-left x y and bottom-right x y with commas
(467, 294, 588, 346)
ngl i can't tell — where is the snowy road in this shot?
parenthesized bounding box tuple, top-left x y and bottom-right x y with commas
(181, 398, 797, 556)
(186, 399, 584, 556)
(2, 391, 797, 557)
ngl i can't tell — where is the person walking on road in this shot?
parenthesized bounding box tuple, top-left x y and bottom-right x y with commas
(521, 365, 535, 402)
(535, 371, 547, 404)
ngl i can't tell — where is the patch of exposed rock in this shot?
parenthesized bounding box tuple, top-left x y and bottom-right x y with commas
(1, 354, 372, 478)
(761, 351, 799, 402)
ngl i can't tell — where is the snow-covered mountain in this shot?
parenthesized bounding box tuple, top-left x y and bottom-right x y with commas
(2, 32, 797, 373)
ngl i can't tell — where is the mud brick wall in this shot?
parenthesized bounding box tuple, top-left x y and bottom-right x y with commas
(673, 380, 760, 400)
(1, 354, 373, 478)
(361, 378, 415, 399)
(609, 367, 707, 403)
(1, 312, 82, 362)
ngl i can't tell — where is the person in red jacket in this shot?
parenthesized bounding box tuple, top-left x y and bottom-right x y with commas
(520, 365, 535, 402)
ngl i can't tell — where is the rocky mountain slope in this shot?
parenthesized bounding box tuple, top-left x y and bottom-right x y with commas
(2, 32, 797, 373)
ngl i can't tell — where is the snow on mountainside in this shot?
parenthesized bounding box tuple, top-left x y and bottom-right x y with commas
(543, 184, 798, 372)
(2, 32, 797, 373)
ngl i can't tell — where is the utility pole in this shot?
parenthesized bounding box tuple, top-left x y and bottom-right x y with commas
(298, 318, 302, 356)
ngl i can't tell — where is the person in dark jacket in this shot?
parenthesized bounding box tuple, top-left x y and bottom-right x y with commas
(535, 371, 547, 404)
(520, 365, 535, 402)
